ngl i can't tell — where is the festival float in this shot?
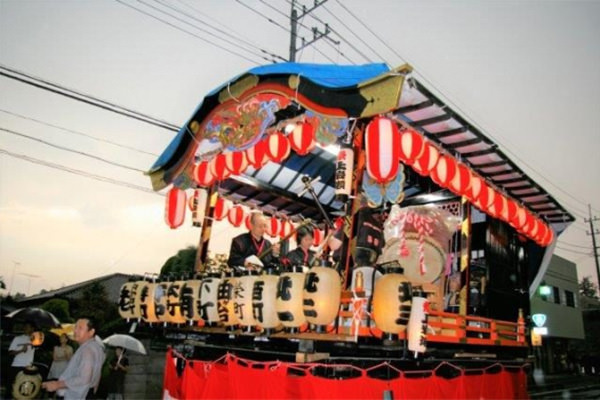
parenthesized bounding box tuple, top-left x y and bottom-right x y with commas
(119, 63, 574, 399)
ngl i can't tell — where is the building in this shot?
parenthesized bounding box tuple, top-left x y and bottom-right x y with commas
(530, 255, 585, 373)
(14, 273, 132, 307)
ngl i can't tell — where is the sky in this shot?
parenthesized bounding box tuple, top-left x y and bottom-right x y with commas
(1, 0, 599, 296)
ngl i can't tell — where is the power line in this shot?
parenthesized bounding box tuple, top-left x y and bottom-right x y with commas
(330, 3, 599, 218)
(0, 66, 179, 132)
(0, 127, 145, 173)
(0, 109, 159, 157)
(284, 0, 371, 63)
(333, 0, 404, 64)
(139, 0, 281, 63)
(321, 3, 387, 64)
(0, 148, 161, 196)
(115, 0, 260, 64)
(165, 0, 287, 62)
(235, 0, 290, 34)
(554, 245, 593, 256)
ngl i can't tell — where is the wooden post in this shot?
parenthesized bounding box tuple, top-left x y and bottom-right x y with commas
(339, 124, 365, 289)
(459, 196, 471, 315)
(195, 186, 216, 272)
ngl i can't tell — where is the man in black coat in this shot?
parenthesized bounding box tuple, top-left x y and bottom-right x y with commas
(227, 212, 280, 268)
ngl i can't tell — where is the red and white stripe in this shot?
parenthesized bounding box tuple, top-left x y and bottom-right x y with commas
(266, 132, 291, 163)
(193, 161, 215, 187)
(225, 151, 249, 175)
(227, 205, 245, 227)
(290, 122, 316, 156)
(214, 196, 229, 221)
(365, 117, 401, 184)
(246, 139, 269, 168)
(209, 154, 231, 181)
(398, 129, 424, 164)
(165, 187, 187, 229)
(411, 141, 439, 176)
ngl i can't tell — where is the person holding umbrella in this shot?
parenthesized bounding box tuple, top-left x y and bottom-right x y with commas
(106, 347, 129, 400)
(42, 317, 105, 399)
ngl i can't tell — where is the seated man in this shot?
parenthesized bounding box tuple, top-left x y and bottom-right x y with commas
(227, 212, 280, 269)
(284, 227, 316, 268)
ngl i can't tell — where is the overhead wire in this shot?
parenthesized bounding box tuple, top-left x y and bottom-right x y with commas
(115, 0, 261, 64)
(138, 0, 280, 63)
(0, 148, 161, 196)
(0, 127, 145, 173)
(0, 109, 159, 157)
(284, 0, 371, 63)
(165, 0, 287, 62)
(321, 3, 388, 64)
(332, 2, 599, 218)
(0, 66, 179, 132)
(235, 0, 290, 35)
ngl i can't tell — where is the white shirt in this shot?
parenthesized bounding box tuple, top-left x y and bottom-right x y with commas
(58, 337, 105, 400)
(9, 334, 35, 367)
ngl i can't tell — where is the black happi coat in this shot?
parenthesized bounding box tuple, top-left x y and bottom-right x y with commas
(285, 247, 316, 268)
(227, 232, 278, 268)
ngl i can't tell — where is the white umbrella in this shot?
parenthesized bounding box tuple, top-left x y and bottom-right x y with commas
(102, 334, 146, 355)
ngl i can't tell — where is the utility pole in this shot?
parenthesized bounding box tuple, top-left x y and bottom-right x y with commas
(585, 203, 600, 294)
(289, 0, 337, 62)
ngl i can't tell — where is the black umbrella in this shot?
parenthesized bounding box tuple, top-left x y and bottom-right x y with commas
(6, 307, 61, 328)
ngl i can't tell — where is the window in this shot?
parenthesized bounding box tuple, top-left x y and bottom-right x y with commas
(553, 286, 561, 304)
(565, 290, 575, 307)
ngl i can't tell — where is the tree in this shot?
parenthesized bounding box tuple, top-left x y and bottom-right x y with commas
(71, 282, 120, 336)
(41, 298, 72, 322)
(579, 276, 599, 299)
(160, 246, 197, 278)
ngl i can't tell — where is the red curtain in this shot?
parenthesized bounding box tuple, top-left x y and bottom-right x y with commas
(164, 351, 530, 400)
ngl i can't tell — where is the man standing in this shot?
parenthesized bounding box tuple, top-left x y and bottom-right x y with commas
(227, 212, 280, 268)
(42, 317, 105, 399)
(8, 322, 36, 391)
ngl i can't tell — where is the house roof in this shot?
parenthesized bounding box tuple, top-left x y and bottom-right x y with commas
(17, 273, 133, 303)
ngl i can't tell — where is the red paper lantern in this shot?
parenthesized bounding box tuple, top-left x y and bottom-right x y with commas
(365, 117, 401, 183)
(165, 187, 187, 229)
(214, 197, 229, 221)
(244, 213, 253, 231)
(449, 162, 472, 195)
(266, 131, 291, 163)
(535, 221, 548, 244)
(466, 174, 484, 203)
(398, 129, 424, 164)
(473, 184, 495, 212)
(521, 212, 536, 235)
(488, 192, 506, 219)
(266, 216, 281, 238)
(431, 154, 457, 188)
(411, 141, 439, 176)
(228, 205, 245, 227)
(313, 228, 323, 247)
(225, 151, 249, 175)
(510, 204, 527, 230)
(290, 122, 316, 156)
(279, 219, 293, 238)
(210, 154, 231, 181)
(246, 139, 269, 168)
(194, 161, 215, 187)
(505, 199, 517, 221)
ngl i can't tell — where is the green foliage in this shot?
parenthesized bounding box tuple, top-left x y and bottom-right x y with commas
(160, 246, 197, 278)
(40, 298, 72, 322)
(71, 282, 119, 336)
(579, 276, 599, 299)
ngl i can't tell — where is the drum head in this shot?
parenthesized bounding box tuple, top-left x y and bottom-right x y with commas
(380, 235, 444, 284)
